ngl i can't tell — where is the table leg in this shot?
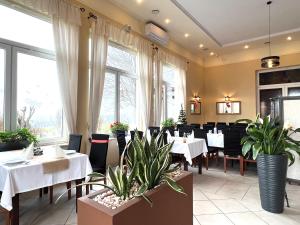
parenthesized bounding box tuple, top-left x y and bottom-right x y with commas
(11, 194, 19, 225)
(75, 179, 83, 212)
(198, 154, 203, 174)
(183, 160, 189, 171)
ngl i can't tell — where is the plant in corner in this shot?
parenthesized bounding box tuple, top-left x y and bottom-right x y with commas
(0, 128, 38, 151)
(237, 115, 300, 213)
(161, 118, 176, 128)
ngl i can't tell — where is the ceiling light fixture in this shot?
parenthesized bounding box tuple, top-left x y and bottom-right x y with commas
(184, 33, 189, 38)
(199, 44, 204, 48)
(244, 45, 249, 49)
(165, 18, 171, 24)
(287, 36, 292, 41)
(261, 1, 280, 68)
(136, 0, 143, 4)
(210, 52, 214, 56)
(151, 9, 160, 15)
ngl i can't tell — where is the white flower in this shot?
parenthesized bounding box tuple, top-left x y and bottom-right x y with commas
(258, 118, 263, 124)
(284, 121, 293, 130)
(267, 115, 271, 122)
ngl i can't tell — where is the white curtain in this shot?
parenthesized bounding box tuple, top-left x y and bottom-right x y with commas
(152, 51, 164, 126)
(52, 17, 80, 133)
(136, 40, 153, 131)
(14, 0, 82, 133)
(175, 67, 187, 110)
(88, 19, 109, 133)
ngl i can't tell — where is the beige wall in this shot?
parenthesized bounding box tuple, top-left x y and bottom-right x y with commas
(203, 53, 300, 123)
(186, 62, 205, 124)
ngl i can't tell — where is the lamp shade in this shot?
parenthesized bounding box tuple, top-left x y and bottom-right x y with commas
(261, 56, 280, 68)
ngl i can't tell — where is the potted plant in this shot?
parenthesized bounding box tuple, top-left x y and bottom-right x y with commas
(238, 115, 300, 213)
(110, 122, 129, 137)
(76, 132, 193, 225)
(0, 128, 38, 152)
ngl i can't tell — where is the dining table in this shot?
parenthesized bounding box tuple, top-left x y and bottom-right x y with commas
(170, 137, 208, 174)
(0, 146, 92, 225)
(206, 132, 224, 148)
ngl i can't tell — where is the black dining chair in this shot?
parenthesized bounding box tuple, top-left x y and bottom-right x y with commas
(206, 122, 216, 126)
(148, 126, 160, 137)
(86, 134, 110, 193)
(178, 125, 193, 137)
(116, 130, 127, 157)
(223, 130, 243, 175)
(203, 124, 214, 132)
(194, 129, 219, 170)
(162, 127, 175, 136)
(190, 123, 201, 129)
(68, 134, 82, 153)
(130, 130, 143, 141)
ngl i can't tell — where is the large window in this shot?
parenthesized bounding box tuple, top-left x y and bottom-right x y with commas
(0, 3, 66, 142)
(162, 64, 178, 120)
(99, 43, 137, 133)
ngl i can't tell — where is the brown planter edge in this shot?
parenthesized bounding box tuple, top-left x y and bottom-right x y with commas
(78, 171, 193, 225)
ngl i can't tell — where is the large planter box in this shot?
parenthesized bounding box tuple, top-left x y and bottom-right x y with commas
(78, 171, 193, 225)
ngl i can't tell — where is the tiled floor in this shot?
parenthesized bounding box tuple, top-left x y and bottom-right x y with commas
(1, 164, 300, 225)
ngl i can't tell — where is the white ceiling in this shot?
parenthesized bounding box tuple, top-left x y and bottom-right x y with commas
(101, 0, 300, 65)
(173, 0, 300, 46)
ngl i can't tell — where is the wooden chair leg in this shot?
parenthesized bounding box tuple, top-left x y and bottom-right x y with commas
(39, 188, 43, 198)
(239, 156, 244, 176)
(224, 156, 227, 173)
(205, 156, 208, 170)
(66, 181, 71, 200)
(49, 186, 53, 204)
(86, 184, 89, 195)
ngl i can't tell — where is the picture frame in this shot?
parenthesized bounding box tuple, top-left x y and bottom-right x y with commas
(216, 101, 241, 115)
(190, 101, 201, 115)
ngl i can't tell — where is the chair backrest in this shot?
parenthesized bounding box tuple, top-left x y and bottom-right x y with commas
(223, 130, 242, 156)
(89, 134, 109, 173)
(179, 125, 193, 137)
(68, 134, 82, 152)
(207, 122, 216, 126)
(193, 128, 207, 140)
(203, 124, 214, 132)
(116, 130, 126, 157)
(162, 127, 175, 136)
(216, 124, 229, 132)
(130, 130, 143, 141)
(148, 126, 160, 137)
(216, 122, 226, 126)
(190, 123, 201, 129)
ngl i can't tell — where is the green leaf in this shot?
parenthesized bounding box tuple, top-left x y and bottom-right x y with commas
(242, 141, 253, 156)
(163, 176, 186, 195)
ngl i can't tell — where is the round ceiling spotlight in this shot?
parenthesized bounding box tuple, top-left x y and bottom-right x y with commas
(151, 9, 160, 15)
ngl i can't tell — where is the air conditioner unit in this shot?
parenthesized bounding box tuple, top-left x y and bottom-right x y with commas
(145, 23, 169, 46)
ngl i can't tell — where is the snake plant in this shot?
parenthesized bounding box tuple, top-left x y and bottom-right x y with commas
(237, 115, 300, 165)
(127, 131, 185, 196)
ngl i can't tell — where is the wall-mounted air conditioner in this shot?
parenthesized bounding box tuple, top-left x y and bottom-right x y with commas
(145, 22, 169, 46)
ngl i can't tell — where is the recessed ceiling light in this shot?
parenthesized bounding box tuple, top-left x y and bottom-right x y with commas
(184, 33, 189, 38)
(244, 45, 249, 49)
(165, 18, 171, 24)
(210, 52, 215, 56)
(199, 44, 204, 48)
(287, 36, 292, 41)
(136, 0, 143, 4)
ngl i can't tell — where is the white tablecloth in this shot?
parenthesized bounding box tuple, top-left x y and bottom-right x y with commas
(171, 137, 208, 165)
(0, 147, 92, 211)
(207, 133, 224, 148)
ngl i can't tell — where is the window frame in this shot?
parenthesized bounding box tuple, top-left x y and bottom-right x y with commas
(99, 42, 137, 132)
(162, 63, 177, 121)
(0, 37, 66, 145)
(256, 65, 300, 115)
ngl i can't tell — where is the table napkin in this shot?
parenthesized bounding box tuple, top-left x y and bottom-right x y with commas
(22, 143, 34, 160)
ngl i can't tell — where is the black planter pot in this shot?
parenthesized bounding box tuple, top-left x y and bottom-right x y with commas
(257, 154, 288, 213)
(0, 141, 30, 152)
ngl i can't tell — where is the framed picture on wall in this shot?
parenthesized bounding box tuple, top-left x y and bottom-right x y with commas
(190, 101, 201, 115)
